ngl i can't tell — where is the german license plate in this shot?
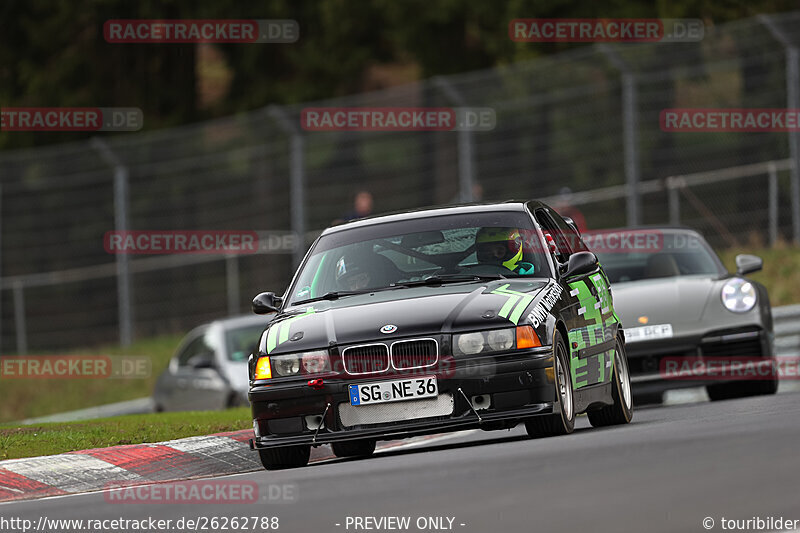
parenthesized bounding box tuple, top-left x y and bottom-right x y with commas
(349, 377, 438, 406)
(624, 324, 673, 343)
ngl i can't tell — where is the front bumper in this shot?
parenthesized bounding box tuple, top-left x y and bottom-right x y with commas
(249, 351, 555, 449)
(627, 326, 775, 395)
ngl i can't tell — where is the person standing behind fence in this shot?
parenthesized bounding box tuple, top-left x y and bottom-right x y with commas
(333, 190, 374, 225)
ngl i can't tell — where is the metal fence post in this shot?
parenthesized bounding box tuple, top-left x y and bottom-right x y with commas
(0, 183, 3, 355)
(268, 106, 306, 267)
(761, 16, 800, 244)
(225, 255, 240, 316)
(667, 177, 681, 225)
(12, 281, 26, 355)
(433, 77, 475, 203)
(598, 45, 641, 226)
(768, 163, 779, 246)
(91, 138, 133, 347)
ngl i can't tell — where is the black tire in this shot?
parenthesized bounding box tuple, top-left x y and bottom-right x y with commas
(633, 392, 664, 406)
(226, 392, 246, 409)
(258, 445, 311, 470)
(525, 331, 574, 438)
(707, 365, 778, 401)
(588, 338, 633, 427)
(331, 439, 376, 458)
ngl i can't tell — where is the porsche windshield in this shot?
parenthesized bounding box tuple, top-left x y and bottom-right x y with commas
(289, 211, 550, 304)
(588, 230, 726, 283)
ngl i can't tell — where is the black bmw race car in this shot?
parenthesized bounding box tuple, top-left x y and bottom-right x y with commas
(247, 201, 633, 469)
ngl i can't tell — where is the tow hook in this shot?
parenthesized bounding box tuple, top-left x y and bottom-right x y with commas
(308, 378, 324, 390)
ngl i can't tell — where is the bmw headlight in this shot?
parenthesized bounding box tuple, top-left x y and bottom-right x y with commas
(487, 329, 515, 351)
(453, 326, 540, 356)
(272, 354, 301, 377)
(456, 332, 485, 355)
(721, 278, 757, 313)
(254, 350, 331, 379)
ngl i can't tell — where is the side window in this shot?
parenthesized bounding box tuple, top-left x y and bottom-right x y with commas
(534, 209, 571, 264)
(177, 334, 213, 367)
(546, 206, 589, 254)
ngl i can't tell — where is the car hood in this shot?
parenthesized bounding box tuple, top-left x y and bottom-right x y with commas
(263, 279, 549, 354)
(611, 275, 723, 326)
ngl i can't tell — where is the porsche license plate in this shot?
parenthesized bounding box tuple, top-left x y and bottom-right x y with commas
(349, 377, 438, 406)
(624, 324, 673, 343)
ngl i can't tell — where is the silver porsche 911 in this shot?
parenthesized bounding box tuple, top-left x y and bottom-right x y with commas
(583, 227, 777, 404)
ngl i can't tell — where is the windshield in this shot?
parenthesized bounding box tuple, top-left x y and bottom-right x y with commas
(288, 211, 550, 304)
(224, 324, 264, 362)
(586, 229, 726, 284)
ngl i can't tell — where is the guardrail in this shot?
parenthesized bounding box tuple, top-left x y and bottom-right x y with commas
(773, 304, 800, 355)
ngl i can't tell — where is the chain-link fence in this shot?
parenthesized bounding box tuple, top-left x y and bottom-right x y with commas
(2, 12, 800, 353)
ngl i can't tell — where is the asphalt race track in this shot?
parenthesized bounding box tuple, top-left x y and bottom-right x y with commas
(4, 390, 800, 533)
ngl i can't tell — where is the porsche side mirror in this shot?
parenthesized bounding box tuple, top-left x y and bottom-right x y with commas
(735, 254, 762, 276)
(563, 251, 599, 278)
(252, 292, 282, 314)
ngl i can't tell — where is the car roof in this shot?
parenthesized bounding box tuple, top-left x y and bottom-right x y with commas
(322, 200, 542, 236)
(584, 225, 703, 235)
(197, 314, 266, 333)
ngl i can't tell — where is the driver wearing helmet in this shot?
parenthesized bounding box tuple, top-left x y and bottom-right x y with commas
(335, 252, 372, 291)
(475, 227, 535, 275)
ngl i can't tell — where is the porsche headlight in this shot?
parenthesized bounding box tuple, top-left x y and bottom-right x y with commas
(722, 278, 757, 313)
(453, 326, 540, 356)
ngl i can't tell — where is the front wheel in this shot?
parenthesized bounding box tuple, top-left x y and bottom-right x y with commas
(525, 331, 574, 438)
(588, 338, 633, 427)
(258, 445, 311, 470)
(332, 439, 376, 458)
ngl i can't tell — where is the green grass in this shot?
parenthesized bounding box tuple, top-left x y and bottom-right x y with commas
(0, 334, 182, 423)
(717, 245, 800, 307)
(0, 408, 251, 460)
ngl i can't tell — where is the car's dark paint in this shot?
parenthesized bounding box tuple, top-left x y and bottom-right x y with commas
(247, 201, 632, 467)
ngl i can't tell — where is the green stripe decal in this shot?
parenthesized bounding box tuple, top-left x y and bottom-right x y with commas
(498, 294, 519, 318)
(278, 320, 291, 345)
(492, 284, 536, 325)
(508, 295, 534, 325)
(266, 326, 279, 354)
(266, 308, 315, 354)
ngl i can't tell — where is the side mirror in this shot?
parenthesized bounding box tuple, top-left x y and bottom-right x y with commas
(563, 251, 599, 278)
(252, 292, 282, 314)
(735, 254, 763, 276)
(188, 351, 216, 370)
(563, 216, 581, 235)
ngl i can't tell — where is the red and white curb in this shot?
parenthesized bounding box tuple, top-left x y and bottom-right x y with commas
(0, 430, 462, 503)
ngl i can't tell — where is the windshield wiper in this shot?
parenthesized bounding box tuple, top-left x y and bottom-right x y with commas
(292, 290, 364, 306)
(394, 274, 505, 287)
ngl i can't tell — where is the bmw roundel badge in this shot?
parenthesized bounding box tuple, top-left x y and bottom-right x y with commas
(380, 324, 398, 334)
